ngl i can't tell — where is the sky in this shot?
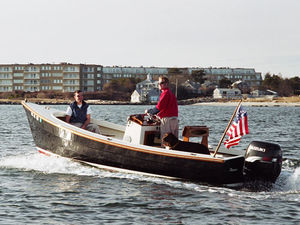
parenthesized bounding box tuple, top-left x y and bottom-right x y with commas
(0, 0, 299, 78)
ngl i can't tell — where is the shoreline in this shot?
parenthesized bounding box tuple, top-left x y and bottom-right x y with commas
(0, 97, 299, 107)
(0, 99, 132, 105)
(192, 101, 300, 107)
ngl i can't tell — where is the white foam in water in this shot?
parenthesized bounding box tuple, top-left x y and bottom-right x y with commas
(0, 152, 103, 176)
(1, 151, 299, 197)
(0, 151, 217, 193)
(0, 151, 183, 183)
(284, 167, 300, 191)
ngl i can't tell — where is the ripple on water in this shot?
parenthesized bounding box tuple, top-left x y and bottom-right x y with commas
(0, 104, 299, 224)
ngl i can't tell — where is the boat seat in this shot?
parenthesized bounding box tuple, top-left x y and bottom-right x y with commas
(182, 126, 209, 147)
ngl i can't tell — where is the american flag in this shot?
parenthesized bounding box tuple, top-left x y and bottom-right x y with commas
(224, 105, 249, 149)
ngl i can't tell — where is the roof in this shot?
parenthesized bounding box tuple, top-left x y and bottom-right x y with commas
(215, 88, 241, 91)
(136, 73, 156, 86)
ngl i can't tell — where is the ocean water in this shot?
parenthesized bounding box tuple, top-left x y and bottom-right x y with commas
(0, 104, 299, 225)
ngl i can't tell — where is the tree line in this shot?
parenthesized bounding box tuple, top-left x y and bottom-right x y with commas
(262, 73, 300, 96)
(0, 73, 299, 101)
(0, 78, 140, 101)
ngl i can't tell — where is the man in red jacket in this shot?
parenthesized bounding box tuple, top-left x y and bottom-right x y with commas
(146, 76, 179, 142)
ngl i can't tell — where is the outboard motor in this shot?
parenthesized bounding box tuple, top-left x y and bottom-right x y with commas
(244, 141, 282, 182)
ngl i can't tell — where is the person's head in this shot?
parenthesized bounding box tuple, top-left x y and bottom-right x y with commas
(158, 76, 169, 90)
(74, 90, 83, 104)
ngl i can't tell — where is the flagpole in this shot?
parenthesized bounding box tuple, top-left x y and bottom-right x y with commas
(213, 99, 243, 157)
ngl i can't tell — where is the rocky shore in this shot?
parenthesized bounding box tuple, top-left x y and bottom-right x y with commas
(193, 96, 300, 107)
(0, 98, 132, 105)
(1, 96, 299, 106)
(193, 101, 300, 107)
(0, 97, 218, 105)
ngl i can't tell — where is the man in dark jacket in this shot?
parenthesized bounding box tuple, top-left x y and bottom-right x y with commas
(65, 90, 100, 134)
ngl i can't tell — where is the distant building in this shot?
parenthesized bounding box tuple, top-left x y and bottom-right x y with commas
(147, 88, 160, 102)
(0, 63, 82, 92)
(251, 89, 278, 97)
(0, 63, 262, 93)
(188, 67, 262, 89)
(231, 80, 251, 93)
(201, 80, 217, 89)
(102, 66, 168, 84)
(130, 74, 160, 103)
(130, 90, 142, 103)
(81, 64, 102, 92)
(181, 80, 201, 94)
(213, 88, 242, 99)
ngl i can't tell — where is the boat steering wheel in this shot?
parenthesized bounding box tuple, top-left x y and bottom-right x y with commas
(145, 113, 160, 125)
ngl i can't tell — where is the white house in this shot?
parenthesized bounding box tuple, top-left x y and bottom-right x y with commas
(213, 88, 242, 99)
(250, 89, 278, 98)
(130, 74, 160, 103)
(131, 89, 142, 103)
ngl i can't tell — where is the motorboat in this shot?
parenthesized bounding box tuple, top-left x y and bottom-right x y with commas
(22, 101, 282, 185)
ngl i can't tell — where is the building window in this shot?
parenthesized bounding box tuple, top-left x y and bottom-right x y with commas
(41, 86, 51, 90)
(53, 86, 63, 90)
(41, 66, 51, 70)
(13, 79, 23, 84)
(41, 73, 51, 77)
(52, 73, 63, 77)
(55, 79, 63, 83)
(14, 86, 23, 90)
(0, 74, 12, 79)
(53, 66, 62, 70)
(0, 80, 12, 85)
(41, 79, 50, 84)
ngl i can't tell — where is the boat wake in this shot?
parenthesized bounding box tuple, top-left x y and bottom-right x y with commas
(274, 168, 300, 192)
(1, 151, 299, 195)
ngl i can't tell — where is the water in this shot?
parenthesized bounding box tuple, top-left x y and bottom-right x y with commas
(0, 104, 299, 224)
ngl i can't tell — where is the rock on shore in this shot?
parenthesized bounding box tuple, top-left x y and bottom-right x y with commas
(0, 96, 299, 106)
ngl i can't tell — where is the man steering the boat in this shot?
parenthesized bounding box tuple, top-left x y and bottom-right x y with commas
(145, 76, 179, 141)
(65, 90, 101, 134)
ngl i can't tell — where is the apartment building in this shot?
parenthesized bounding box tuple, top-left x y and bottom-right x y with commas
(0, 66, 13, 92)
(188, 67, 262, 88)
(0, 63, 81, 92)
(0, 63, 262, 92)
(81, 64, 102, 91)
(102, 66, 168, 81)
(39, 64, 80, 92)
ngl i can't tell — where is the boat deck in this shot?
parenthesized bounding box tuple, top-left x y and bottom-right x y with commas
(55, 114, 245, 158)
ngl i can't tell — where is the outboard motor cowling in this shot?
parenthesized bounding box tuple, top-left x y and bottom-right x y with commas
(244, 141, 282, 182)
